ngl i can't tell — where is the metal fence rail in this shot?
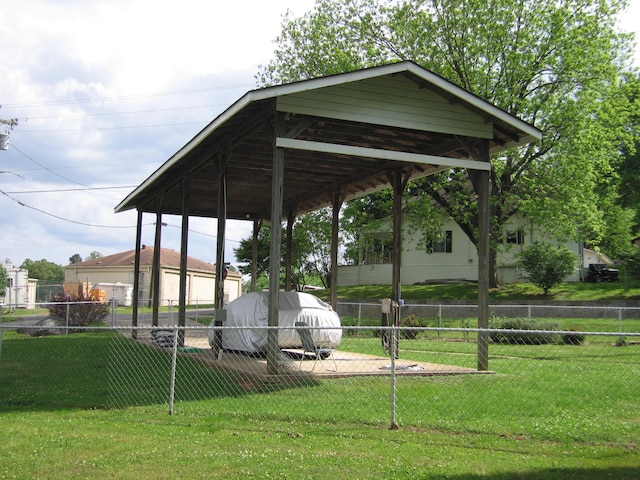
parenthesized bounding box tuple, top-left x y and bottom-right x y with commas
(2, 320, 639, 436)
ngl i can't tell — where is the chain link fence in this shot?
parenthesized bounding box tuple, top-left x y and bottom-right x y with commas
(1, 301, 639, 441)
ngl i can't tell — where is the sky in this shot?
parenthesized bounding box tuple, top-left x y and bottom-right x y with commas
(0, 0, 638, 270)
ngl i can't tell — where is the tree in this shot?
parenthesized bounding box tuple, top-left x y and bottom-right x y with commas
(259, 0, 635, 287)
(69, 254, 83, 264)
(616, 73, 640, 235)
(85, 251, 103, 260)
(20, 259, 64, 283)
(235, 208, 337, 290)
(0, 265, 7, 298)
(516, 242, 579, 295)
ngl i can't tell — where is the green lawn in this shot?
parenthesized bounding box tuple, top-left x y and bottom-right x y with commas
(0, 327, 638, 479)
(314, 278, 640, 302)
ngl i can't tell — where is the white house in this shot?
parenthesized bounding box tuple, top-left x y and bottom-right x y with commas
(338, 216, 582, 286)
(1, 262, 38, 309)
(64, 246, 242, 306)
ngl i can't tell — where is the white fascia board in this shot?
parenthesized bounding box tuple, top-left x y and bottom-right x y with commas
(275, 137, 492, 171)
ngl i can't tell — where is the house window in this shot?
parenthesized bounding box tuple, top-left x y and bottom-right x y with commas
(427, 230, 452, 253)
(364, 236, 393, 264)
(506, 229, 525, 245)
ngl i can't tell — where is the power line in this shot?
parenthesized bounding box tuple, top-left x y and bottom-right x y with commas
(21, 103, 226, 121)
(0, 188, 138, 228)
(2, 186, 137, 194)
(0, 189, 245, 242)
(2, 83, 254, 109)
(19, 120, 208, 133)
(11, 143, 89, 187)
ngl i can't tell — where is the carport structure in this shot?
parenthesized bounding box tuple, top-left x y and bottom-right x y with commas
(115, 61, 541, 373)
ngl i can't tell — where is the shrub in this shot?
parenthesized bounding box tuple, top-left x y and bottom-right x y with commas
(516, 241, 578, 295)
(490, 318, 560, 345)
(47, 293, 110, 327)
(399, 314, 425, 339)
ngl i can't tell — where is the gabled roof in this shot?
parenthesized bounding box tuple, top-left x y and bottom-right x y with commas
(115, 61, 541, 221)
(65, 247, 225, 274)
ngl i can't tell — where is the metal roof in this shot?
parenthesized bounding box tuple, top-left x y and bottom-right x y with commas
(115, 61, 541, 221)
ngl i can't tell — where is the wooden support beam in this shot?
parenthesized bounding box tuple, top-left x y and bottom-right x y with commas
(473, 140, 491, 371)
(330, 191, 344, 310)
(131, 209, 143, 339)
(267, 111, 286, 374)
(177, 175, 190, 347)
(151, 195, 163, 327)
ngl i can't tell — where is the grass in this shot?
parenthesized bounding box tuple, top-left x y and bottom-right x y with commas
(0, 326, 638, 479)
(312, 277, 640, 302)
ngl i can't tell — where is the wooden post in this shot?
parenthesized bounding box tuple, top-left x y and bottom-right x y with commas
(178, 175, 190, 347)
(212, 153, 228, 360)
(132, 209, 143, 339)
(476, 140, 490, 371)
(330, 192, 344, 310)
(151, 196, 163, 327)
(267, 111, 285, 374)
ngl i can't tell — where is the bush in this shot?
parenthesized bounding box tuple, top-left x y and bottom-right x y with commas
(490, 317, 560, 345)
(399, 314, 425, 339)
(516, 242, 578, 295)
(47, 293, 110, 327)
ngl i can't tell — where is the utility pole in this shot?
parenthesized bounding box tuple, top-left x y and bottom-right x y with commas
(0, 105, 18, 151)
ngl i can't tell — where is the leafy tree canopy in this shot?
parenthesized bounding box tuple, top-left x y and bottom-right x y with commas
(0, 265, 7, 298)
(235, 208, 338, 289)
(69, 254, 83, 264)
(20, 259, 64, 283)
(259, 0, 636, 285)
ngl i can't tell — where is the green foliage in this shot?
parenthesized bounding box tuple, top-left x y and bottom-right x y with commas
(68, 253, 82, 264)
(516, 242, 579, 295)
(399, 314, 424, 339)
(236, 209, 336, 290)
(623, 247, 640, 280)
(46, 293, 110, 327)
(19, 258, 64, 283)
(259, 0, 636, 286)
(0, 265, 7, 298)
(489, 317, 560, 345)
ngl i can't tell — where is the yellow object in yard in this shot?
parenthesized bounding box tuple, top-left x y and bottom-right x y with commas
(62, 282, 90, 297)
(90, 288, 106, 303)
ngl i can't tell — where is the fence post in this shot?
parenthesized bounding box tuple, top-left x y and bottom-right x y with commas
(168, 328, 178, 415)
(618, 308, 623, 333)
(389, 323, 399, 430)
(65, 301, 70, 335)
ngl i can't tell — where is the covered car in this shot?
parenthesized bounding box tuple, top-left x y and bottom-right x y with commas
(209, 291, 341, 355)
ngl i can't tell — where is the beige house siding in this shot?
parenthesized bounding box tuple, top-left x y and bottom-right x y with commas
(64, 247, 241, 306)
(338, 216, 581, 286)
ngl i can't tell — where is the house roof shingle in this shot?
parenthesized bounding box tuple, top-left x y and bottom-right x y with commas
(67, 247, 238, 276)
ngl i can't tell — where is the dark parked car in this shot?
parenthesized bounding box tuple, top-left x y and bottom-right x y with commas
(585, 263, 619, 282)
